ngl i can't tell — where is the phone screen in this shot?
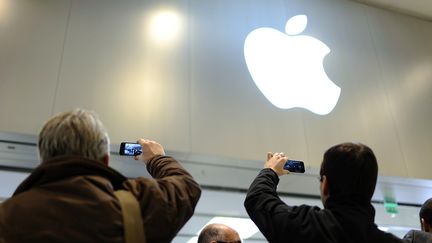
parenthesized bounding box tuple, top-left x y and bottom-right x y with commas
(283, 160, 305, 173)
(119, 142, 142, 156)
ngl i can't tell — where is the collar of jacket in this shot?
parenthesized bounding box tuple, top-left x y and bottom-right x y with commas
(12, 155, 127, 196)
(324, 194, 376, 240)
(325, 194, 375, 219)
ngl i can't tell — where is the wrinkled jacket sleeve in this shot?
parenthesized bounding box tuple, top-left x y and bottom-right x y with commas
(125, 155, 201, 243)
(244, 168, 309, 243)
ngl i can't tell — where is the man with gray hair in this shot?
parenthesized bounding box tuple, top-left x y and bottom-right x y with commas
(198, 223, 241, 243)
(0, 108, 201, 243)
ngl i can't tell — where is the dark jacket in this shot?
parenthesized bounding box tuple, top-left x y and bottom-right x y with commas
(0, 155, 201, 243)
(244, 168, 403, 243)
(404, 230, 432, 243)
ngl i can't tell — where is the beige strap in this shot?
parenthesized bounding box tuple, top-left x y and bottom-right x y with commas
(114, 190, 146, 243)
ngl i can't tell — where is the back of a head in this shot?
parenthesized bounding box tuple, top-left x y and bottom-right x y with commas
(420, 198, 432, 229)
(197, 224, 241, 243)
(320, 142, 378, 201)
(38, 109, 110, 162)
(198, 224, 220, 243)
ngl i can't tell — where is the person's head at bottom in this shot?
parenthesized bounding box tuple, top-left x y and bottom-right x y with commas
(318, 142, 378, 207)
(197, 223, 241, 243)
(420, 198, 432, 232)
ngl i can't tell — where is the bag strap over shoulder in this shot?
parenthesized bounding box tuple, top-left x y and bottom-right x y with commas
(114, 190, 146, 243)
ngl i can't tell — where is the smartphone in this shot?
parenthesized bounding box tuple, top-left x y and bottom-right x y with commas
(119, 142, 142, 156)
(283, 160, 305, 173)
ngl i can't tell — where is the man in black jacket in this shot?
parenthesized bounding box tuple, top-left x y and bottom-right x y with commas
(244, 142, 403, 243)
(403, 198, 432, 243)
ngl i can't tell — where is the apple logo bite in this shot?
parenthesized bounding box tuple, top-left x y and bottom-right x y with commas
(244, 15, 341, 115)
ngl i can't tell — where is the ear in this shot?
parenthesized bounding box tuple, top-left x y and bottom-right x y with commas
(322, 175, 329, 197)
(101, 154, 109, 166)
(320, 175, 330, 207)
(422, 218, 431, 232)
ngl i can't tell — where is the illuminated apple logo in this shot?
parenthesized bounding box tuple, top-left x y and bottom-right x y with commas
(244, 15, 340, 115)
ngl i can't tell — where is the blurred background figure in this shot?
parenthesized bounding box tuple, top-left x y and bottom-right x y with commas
(198, 223, 241, 243)
(404, 198, 432, 243)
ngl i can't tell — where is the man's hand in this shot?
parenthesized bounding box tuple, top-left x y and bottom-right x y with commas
(264, 152, 289, 176)
(134, 138, 165, 164)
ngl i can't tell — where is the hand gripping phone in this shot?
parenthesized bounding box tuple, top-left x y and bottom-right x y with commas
(283, 159, 305, 173)
(119, 142, 142, 156)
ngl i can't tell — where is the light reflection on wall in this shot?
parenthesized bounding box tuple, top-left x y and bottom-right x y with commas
(108, 8, 186, 143)
(404, 62, 432, 98)
(0, 0, 8, 23)
(114, 64, 165, 119)
(147, 9, 182, 43)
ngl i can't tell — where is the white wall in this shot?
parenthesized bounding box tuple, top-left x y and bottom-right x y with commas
(0, 0, 432, 181)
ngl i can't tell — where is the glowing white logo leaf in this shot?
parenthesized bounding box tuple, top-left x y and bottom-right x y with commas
(244, 15, 341, 115)
(285, 15, 307, 35)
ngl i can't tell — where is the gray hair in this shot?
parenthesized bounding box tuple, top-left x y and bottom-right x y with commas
(38, 109, 110, 162)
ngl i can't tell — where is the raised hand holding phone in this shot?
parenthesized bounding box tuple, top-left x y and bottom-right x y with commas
(119, 142, 142, 156)
(134, 138, 165, 164)
(265, 152, 290, 176)
(265, 152, 305, 176)
(283, 160, 305, 173)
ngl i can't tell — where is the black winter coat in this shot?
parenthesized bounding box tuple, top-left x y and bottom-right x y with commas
(244, 168, 404, 243)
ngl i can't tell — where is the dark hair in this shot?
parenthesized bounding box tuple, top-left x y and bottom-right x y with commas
(420, 198, 432, 224)
(319, 142, 378, 200)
